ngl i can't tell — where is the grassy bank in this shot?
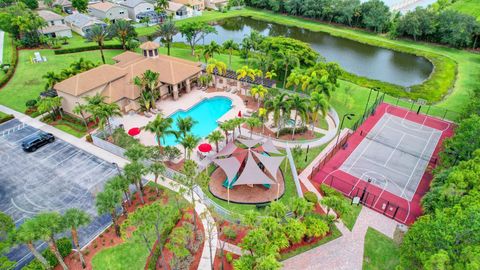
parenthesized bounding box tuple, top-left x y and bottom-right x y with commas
(449, 0, 480, 20)
(363, 228, 400, 270)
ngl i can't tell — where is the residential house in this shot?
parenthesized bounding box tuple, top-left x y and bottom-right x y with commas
(88, 2, 129, 22)
(52, 0, 72, 13)
(171, 0, 204, 11)
(119, 0, 158, 23)
(64, 13, 107, 36)
(166, 1, 191, 18)
(205, 0, 228, 9)
(37, 10, 72, 38)
(53, 42, 203, 115)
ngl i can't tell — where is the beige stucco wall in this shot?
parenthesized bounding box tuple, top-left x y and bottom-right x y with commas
(89, 6, 129, 21)
(172, 0, 204, 10)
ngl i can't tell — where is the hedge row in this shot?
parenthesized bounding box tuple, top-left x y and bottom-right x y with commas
(0, 35, 18, 89)
(0, 114, 14, 124)
(54, 44, 123, 55)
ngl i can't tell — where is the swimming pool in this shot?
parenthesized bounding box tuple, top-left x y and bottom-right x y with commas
(160, 96, 232, 146)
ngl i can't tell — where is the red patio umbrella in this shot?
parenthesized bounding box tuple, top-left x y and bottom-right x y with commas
(128, 127, 141, 136)
(198, 143, 212, 153)
(238, 110, 242, 117)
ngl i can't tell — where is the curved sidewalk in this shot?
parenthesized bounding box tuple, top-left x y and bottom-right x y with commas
(0, 105, 217, 270)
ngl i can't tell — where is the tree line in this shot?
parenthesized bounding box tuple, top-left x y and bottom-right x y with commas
(398, 87, 480, 269)
(244, 0, 480, 49)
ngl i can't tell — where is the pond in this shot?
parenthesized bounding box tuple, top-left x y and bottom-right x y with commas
(167, 17, 433, 87)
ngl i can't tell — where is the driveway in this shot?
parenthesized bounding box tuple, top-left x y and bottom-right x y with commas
(0, 119, 117, 268)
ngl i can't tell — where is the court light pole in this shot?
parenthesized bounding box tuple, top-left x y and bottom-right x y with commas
(335, 113, 355, 149)
(112, 162, 121, 175)
(362, 87, 379, 121)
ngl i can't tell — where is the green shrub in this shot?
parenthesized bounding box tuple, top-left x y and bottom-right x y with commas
(223, 226, 237, 240)
(0, 36, 17, 89)
(226, 252, 233, 263)
(0, 114, 14, 124)
(25, 99, 37, 108)
(22, 260, 45, 270)
(320, 184, 343, 198)
(54, 44, 123, 54)
(39, 237, 73, 267)
(304, 191, 318, 204)
(278, 126, 308, 137)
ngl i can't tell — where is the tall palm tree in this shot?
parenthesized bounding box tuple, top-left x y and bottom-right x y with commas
(219, 121, 232, 144)
(69, 57, 96, 72)
(264, 93, 290, 138)
(91, 103, 122, 136)
(258, 107, 267, 134)
(222, 39, 239, 68)
(109, 19, 136, 50)
(250, 85, 268, 108)
(73, 103, 90, 135)
(207, 130, 224, 152)
(86, 25, 110, 64)
(106, 175, 132, 206)
(154, 0, 169, 14)
(16, 220, 51, 269)
(124, 162, 146, 204)
(309, 91, 330, 131)
(96, 187, 123, 237)
(276, 51, 300, 88)
(147, 162, 166, 196)
(84, 93, 107, 108)
(156, 19, 177, 55)
(203, 41, 222, 61)
(176, 116, 197, 139)
(179, 134, 200, 159)
(206, 59, 227, 90)
(34, 213, 69, 270)
(245, 117, 262, 138)
(143, 114, 174, 151)
(289, 94, 309, 138)
(62, 209, 91, 269)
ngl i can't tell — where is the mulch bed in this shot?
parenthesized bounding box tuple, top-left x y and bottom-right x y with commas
(245, 124, 320, 141)
(213, 250, 240, 270)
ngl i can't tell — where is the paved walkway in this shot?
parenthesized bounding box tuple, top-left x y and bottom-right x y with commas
(0, 105, 217, 270)
(218, 240, 243, 256)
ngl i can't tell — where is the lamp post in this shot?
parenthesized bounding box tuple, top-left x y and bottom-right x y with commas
(360, 178, 372, 203)
(112, 162, 121, 175)
(362, 87, 379, 121)
(335, 113, 355, 149)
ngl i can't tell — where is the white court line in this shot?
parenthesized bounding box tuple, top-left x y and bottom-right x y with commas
(361, 156, 411, 177)
(345, 114, 394, 173)
(385, 104, 451, 132)
(383, 133, 406, 166)
(399, 129, 435, 199)
(348, 171, 375, 197)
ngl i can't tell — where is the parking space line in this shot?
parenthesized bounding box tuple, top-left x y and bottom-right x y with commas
(11, 130, 41, 144)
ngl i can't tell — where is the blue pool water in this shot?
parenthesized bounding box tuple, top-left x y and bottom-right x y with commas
(159, 97, 232, 146)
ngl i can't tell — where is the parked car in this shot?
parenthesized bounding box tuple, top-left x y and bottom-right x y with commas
(22, 133, 55, 152)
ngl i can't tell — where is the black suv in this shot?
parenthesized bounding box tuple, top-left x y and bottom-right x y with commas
(21, 133, 55, 152)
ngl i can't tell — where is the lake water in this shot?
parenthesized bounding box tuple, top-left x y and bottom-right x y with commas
(167, 17, 433, 87)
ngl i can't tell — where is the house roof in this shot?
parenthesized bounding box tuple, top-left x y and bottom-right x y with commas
(167, 1, 184, 11)
(89, 2, 120, 12)
(40, 24, 71, 34)
(54, 49, 202, 102)
(38, 10, 64, 21)
(53, 0, 72, 7)
(120, 0, 149, 8)
(65, 13, 105, 28)
(139, 41, 159, 50)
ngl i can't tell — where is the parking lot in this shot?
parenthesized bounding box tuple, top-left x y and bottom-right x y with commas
(0, 119, 117, 266)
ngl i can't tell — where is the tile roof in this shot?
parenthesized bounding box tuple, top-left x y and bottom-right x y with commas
(65, 13, 104, 28)
(139, 41, 159, 50)
(38, 10, 64, 21)
(89, 1, 118, 12)
(120, 0, 148, 8)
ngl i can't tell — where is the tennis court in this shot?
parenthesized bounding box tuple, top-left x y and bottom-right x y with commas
(311, 103, 455, 224)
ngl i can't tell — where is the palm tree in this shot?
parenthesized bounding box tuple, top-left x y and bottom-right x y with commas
(16, 220, 51, 269)
(286, 69, 303, 92)
(264, 93, 290, 137)
(84, 93, 107, 107)
(219, 121, 232, 144)
(289, 94, 309, 138)
(156, 19, 177, 55)
(236, 65, 256, 81)
(109, 19, 136, 50)
(37, 96, 63, 121)
(222, 39, 239, 68)
(124, 162, 146, 204)
(143, 114, 174, 151)
(42, 71, 62, 90)
(245, 117, 262, 138)
(147, 162, 166, 196)
(73, 103, 90, 135)
(203, 41, 222, 61)
(69, 58, 96, 72)
(86, 25, 110, 64)
(154, 0, 169, 14)
(96, 187, 123, 237)
(276, 51, 300, 88)
(176, 116, 197, 139)
(250, 85, 268, 108)
(309, 91, 330, 131)
(207, 130, 224, 152)
(106, 175, 132, 206)
(91, 103, 122, 136)
(33, 212, 69, 270)
(206, 59, 227, 90)
(258, 107, 268, 134)
(62, 209, 91, 269)
(179, 134, 200, 159)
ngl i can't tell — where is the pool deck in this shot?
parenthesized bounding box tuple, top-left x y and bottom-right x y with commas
(115, 89, 247, 148)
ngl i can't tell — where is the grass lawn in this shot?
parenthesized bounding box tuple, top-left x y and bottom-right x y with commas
(341, 200, 362, 231)
(449, 0, 480, 20)
(0, 49, 123, 112)
(91, 242, 150, 270)
(60, 33, 121, 49)
(363, 228, 400, 270)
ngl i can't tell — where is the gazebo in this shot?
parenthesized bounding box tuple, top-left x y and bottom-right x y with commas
(208, 138, 286, 204)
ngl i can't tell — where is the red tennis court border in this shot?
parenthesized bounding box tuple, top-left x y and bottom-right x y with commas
(311, 102, 455, 225)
